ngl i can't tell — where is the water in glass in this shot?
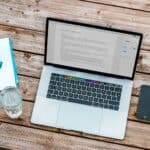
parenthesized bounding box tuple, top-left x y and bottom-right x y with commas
(0, 87, 22, 119)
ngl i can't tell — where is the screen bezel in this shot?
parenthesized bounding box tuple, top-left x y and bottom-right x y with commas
(44, 17, 143, 80)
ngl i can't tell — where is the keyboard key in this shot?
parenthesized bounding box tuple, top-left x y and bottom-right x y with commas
(114, 106, 119, 111)
(89, 97, 93, 101)
(94, 98, 98, 102)
(87, 87, 91, 91)
(92, 88, 96, 92)
(59, 91, 63, 95)
(109, 101, 115, 105)
(67, 84, 71, 87)
(105, 86, 109, 90)
(69, 93, 73, 97)
(97, 94, 101, 98)
(51, 95, 56, 99)
(109, 105, 113, 109)
(99, 103, 103, 108)
(106, 91, 111, 95)
(62, 88, 66, 92)
(98, 99, 103, 103)
(54, 91, 58, 95)
(102, 95, 106, 99)
(81, 100, 92, 105)
(112, 96, 116, 101)
(110, 87, 114, 91)
(78, 90, 81, 94)
(47, 94, 51, 98)
(107, 95, 111, 100)
(57, 86, 61, 91)
(95, 84, 99, 88)
(104, 104, 108, 109)
(82, 91, 86, 95)
(115, 88, 121, 92)
(72, 89, 76, 93)
(101, 85, 104, 89)
(66, 88, 71, 92)
(92, 93, 96, 97)
(72, 84, 76, 88)
(80, 81, 84, 85)
(74, 94, 78, 98)
(82, 86, 86, 90)
(93, 102, 99, 107)
(64, 92, 68, 97)
(79, 95, 83, 99)
(112, 92, 116, 96)
(83, 96, 88, 100)
(104, 100, 108, 104)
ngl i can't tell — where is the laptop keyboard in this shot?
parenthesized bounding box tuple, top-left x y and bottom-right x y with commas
(46, 73, 122, 111)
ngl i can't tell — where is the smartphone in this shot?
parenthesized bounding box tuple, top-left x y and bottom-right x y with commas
(136, 85, 150, 121)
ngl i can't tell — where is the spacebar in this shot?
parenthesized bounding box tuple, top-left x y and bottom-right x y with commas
(68, 98, 92, 106)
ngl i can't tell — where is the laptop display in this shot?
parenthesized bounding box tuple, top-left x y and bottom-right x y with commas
(46, 19, 142, 79)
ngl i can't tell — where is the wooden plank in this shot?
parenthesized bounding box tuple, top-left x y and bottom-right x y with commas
(81, 0, 150, 12)
(0, 123, 142, 150)
(0, 24, 44, 54)
(19, 73, 150, 102)
(14, 50, 150, 78)
(0, 0, 150, 50)
(81, 120, 150, 149)
(0, 100, 149, 149)
(136, 50, 150, 73)
(15, 51, 43, 78)
(19, 76, 39, 102)
(0, 96, 141, 125)
(0, 24, 148, 57)
(133, 72, 150, 95)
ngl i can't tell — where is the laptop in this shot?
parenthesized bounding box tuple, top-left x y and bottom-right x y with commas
(31, 17, 142, 139)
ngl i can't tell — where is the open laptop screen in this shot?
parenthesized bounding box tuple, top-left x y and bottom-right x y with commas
(46, 18, 142, 79)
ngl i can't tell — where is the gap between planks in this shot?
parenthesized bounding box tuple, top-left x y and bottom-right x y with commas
(79, 0, 150, 13)
(0, 122, 144, 150)
(0, 120, 145, 150)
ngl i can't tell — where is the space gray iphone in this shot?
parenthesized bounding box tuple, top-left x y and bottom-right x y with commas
(136, 85, 150, 121)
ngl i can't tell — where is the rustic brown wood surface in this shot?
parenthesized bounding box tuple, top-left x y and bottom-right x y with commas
(0, 0, 150, 149)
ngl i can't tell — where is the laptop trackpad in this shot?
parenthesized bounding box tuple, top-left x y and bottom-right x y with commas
(57, 102, 102, 134)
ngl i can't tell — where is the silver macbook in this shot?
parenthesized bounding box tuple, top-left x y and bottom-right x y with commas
(31, 18, 142, 139)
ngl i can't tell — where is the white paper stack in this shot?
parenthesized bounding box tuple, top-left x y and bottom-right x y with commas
(0, 37, 18, 91)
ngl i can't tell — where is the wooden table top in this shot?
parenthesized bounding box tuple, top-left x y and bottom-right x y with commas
(0, 0, 150, 149)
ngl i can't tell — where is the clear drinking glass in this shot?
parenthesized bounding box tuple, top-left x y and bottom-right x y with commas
(0, 86, 22, 119)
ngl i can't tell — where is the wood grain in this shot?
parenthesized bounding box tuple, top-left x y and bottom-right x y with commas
(133, 72, 150, 95)
(0, 24, 44, 54)
(81, 0, 150, 12)
(15, 51, 43, 78)
(0, 123, 143, 150)
(136, 50, 150, 73)
(0, 0, 150, 50)
(0, 99, 149, 149)
(0, 0, 150, 149)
